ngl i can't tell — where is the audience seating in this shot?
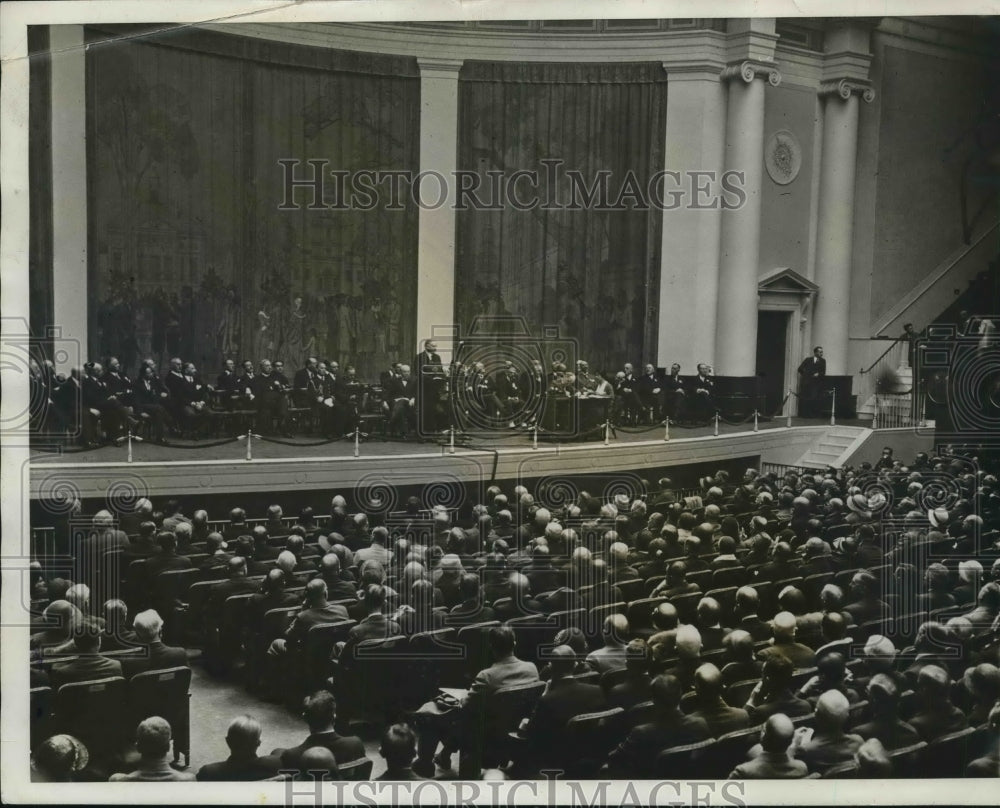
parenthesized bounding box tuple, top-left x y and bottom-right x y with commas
(53, 676, 129, 760)
(28, 444, 1000, 780)
(655, 738, 717, 779)
(560, 707, 626, 778)
(129, 666, 192, 765)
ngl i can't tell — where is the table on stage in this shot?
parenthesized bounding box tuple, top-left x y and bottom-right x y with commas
(539, 394, 610, 438)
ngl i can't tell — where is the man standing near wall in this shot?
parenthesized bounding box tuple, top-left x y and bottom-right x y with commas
(797, 346, 826, 417)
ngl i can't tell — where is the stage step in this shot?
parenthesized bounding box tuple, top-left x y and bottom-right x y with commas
(794, 426, 869, 469)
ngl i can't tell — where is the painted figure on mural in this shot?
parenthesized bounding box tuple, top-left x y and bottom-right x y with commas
(165, 293, 183, 360)
(285, 295, 307, 367)
(334, 293, 353, 365)
(218, 285, 241, 359)
(385, 294, 401, 356)
(254, 307, 272, 360)
(350, 296, 365, 370)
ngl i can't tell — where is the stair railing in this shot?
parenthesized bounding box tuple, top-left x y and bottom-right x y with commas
(857, 335, 916, 429)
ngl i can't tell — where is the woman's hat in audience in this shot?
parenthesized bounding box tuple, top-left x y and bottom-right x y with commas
(847, 494, 872, 519)
(927, 507, 950, 528)
(867, 492, 888, 513)
(31, 734, 89, 775)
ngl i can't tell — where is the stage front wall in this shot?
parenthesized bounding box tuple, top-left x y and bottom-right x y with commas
(455, 61, 667, 374)
(85, 27, 420, 379)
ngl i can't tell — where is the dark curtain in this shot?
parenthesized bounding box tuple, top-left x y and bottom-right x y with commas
(85, 27, 419, 379)
(455, 61, 666, 375)
(29, 26, 54, 352)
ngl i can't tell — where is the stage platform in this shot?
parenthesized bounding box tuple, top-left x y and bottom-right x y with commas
(27, 419, 871, 502)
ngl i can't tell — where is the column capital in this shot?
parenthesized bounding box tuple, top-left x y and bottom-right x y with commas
(819, 78, 875, 103)
(720, 59, 782, 87)
(416, 57, 464, 77)
(662, 59, 727, 82)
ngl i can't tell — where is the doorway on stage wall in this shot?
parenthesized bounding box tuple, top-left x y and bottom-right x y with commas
(756, 311, 790, 417)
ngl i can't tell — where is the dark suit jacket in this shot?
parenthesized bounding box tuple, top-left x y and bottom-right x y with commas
(447, 598, 496, 626)
(144, 552, 193, 579)
(797, 355, 827, 378)
(197, 754, 283, 781)
(608, 676, 653, 710)
(121, 640, 189, 678)
(909, 704, 969, 742)
(690, 697, 750, 737)
(738, 614, 773, 642)
(286, 603, 350, 647)
(607, 713, 711, 777)
(208, 577, 260, 613)
(398, 607, 446, 636)
(758, 641, 816, 670)
(279, 731, 367, 770)
(322, 578, 359, 603)
(50, 654, 123, 688)
(525, 677, 606, 753)
(346, 613, 400, 643)
(101, 626, 139, 652)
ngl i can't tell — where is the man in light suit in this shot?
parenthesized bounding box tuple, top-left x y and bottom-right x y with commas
(797, 346, 826, 417)
(413, 625, 539, 777)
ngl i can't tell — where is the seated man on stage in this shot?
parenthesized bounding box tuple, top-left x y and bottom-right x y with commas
(575, 361, 600, 396)
(614, 363, 641, 423)
(797, 346, 826, 418)
(133, 363, 173, 444)
(494, 360, 524, 426)
(236, 359, 257, 408)
(164, 358, 209, 435)
(215, 358, 241, 410)
(688, 363, 716, 423)
(293, 357, 321, 403)
(386, 363, 418, 438)
(663, 363, 686, 422)
(637, 363, 664, 422)
(272, 360, 291, 390)
(466, 361, 507, 427)
(82, 362, 134, 443)
(104, 357, 134, 410)
(252, 359, 291, 437)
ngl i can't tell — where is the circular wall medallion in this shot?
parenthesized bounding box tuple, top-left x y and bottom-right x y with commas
(765, 130, 802, 186)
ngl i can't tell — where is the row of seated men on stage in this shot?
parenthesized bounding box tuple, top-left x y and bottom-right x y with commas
(29, 447, 1000, 780)
(28, 343, 720, 446)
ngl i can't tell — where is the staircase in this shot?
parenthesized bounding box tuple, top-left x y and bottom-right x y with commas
(794, 426, 869, 469)
(857, 358, 918, 428)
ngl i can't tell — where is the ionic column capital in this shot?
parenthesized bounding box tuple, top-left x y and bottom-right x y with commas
(819, 78, 875, 103)
(720, 59, 782, 87)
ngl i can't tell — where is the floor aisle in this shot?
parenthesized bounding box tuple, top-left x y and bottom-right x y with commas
(186, 656, 387, 779)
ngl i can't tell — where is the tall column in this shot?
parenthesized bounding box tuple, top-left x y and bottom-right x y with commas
(50, 25, 88, 373)
(812, 24, 875, 375)
(657, 67, 727, 372)
(714, 59, 780, 376)
(415, 58, 463, 354)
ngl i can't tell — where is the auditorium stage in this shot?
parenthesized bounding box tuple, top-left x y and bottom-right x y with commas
(27, 419, 871, 503)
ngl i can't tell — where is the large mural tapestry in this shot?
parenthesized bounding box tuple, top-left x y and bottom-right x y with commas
(455, 61, 667, 374)
(87, 28, 419, 380)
